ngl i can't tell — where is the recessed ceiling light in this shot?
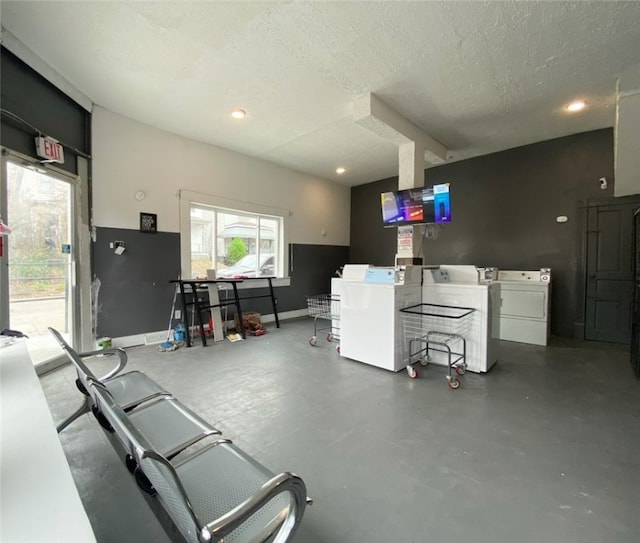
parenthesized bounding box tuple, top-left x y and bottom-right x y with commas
(565, 100, 586, 112)
(231, 108, 246, 119)
(336, 167, 346, 174)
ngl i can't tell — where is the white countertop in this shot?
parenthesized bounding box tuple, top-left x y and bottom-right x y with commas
(0, 339, 96, 542)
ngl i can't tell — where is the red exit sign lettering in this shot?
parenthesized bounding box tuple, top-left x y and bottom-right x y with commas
(35, 136, 65, 164)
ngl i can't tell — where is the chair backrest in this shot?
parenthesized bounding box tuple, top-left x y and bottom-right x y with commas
(90, 382, 203, 542)
(48, 327, 101, 393)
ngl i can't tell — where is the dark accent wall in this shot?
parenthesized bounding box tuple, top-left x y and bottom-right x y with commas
(0, 47, 90, 175)
(213, 243, 349, 318)
(350, 129, 617, 338)
(93, 232, 349, 337)
(94, 227, 181, 338)
(287, 243, 350, 305)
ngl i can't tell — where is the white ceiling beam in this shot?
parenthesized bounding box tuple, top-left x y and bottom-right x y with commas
(354, 92, 448, 187)
(398, 142, 424, 191)
(355, 92, 449, 260)
(615, 65, 640, 197)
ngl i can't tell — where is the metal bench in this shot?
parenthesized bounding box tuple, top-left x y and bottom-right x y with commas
(50, 327, 172, 433)
(91, 378, 307, 542)
(49, 328, 221, 460)
(49, 328, 309, 542)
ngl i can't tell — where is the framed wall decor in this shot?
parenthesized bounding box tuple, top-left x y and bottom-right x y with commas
(140, 212, 157, 233)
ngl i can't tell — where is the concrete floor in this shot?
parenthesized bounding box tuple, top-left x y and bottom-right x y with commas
(40, 318, 640, 543)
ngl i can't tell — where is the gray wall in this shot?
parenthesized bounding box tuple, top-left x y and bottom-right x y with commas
(0, 42, 350, 340)
(93, 229, 349, 337)
(218, 243, 349, 319)
(93, 227, 181, 338)
(0, 47, 90, 175)
(350, 129, 617, 338)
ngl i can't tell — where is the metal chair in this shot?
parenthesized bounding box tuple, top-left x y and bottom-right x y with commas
(49, 327, 170, 432)
(91, 382, 308, 543)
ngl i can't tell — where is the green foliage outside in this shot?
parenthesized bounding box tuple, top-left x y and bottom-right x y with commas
(7, 164, 70, 299)
(227, 237, 248, 264)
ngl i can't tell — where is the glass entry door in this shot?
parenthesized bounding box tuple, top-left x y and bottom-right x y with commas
(1, 156, 76, 367)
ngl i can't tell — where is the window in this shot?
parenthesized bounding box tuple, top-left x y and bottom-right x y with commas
(188, 203, 284, 279)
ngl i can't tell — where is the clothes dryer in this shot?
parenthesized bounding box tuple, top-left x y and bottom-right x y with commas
(490, 269, 551, 346)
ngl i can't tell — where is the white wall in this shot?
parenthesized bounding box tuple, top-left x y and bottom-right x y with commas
(615, 66, 640, 198)
(615, 94, 640, 198)
(92, 107, 350, 245)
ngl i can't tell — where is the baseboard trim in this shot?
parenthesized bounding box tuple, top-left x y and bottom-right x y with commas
(111, 309, 310, 347)
(110, 333, 147, 349)
(262, 308, 309, 323)
(144, 330, 170, 345)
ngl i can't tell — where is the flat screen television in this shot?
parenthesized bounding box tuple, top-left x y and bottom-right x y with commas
(381, 183, 451, 226)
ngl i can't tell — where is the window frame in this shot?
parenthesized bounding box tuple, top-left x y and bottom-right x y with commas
(179, 189, 290, 282)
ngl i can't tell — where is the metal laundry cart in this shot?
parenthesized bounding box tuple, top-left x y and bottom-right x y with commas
(306, 294, 340, 352)
(400, 303, 475, 389)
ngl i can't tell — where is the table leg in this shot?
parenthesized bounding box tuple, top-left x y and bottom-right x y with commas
(178, 282, 191, 348)
(193, 285, 208, 346)
(268, 278, 280, 328)
(231, 283, 246, 339)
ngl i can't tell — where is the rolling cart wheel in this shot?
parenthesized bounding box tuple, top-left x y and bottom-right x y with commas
(327, 333, 333, 342)
(448, 377, 461, 390)
(309, 336, 317, 347)
(407, 366, 418, 379)
(419, 358, 429, 367)
(455, 364, 466, 375)
(336, 344, 340, 354)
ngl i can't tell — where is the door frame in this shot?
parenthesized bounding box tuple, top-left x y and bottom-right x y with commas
(578, 195, 640, 341)
(1, 147, 92, 372)
(632, 209, 640, 377)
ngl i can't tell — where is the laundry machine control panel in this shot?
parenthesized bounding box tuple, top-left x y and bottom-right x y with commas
(497, 269, 552, 283)
(423, 268, 450, 283)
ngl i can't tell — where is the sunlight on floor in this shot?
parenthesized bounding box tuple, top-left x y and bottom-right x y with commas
(9, 298, 68, 366)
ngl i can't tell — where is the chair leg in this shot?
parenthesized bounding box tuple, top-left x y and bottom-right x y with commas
(57, 400, 90, 433)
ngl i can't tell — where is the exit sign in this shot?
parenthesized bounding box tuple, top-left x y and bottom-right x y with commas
(35, 136, 65, 164)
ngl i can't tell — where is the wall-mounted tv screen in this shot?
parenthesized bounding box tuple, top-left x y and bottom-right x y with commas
(381, 183, 451, 227)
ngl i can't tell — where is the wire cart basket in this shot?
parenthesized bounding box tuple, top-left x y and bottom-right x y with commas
(400, 303, 475, 389)
(306, 294, 340, 352)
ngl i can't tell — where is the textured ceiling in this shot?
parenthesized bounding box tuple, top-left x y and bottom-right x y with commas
(2, 1, 640, 186)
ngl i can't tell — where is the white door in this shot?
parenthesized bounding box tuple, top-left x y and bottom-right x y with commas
(1, 151, 79, 369)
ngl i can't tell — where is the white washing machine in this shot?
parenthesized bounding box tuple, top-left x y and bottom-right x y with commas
(332, 266, 421, 372)
(421, 265, 499, 373)
(489, 269, 551, 346)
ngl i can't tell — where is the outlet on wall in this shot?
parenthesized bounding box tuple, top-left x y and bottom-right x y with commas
(174, 309, 181, 319)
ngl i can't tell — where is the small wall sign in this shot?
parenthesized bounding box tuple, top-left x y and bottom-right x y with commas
(140, 212, 157, 233)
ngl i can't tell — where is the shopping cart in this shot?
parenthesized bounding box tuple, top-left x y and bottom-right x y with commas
(306, 294, 340, 352)
(400, 303, 475, 389)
